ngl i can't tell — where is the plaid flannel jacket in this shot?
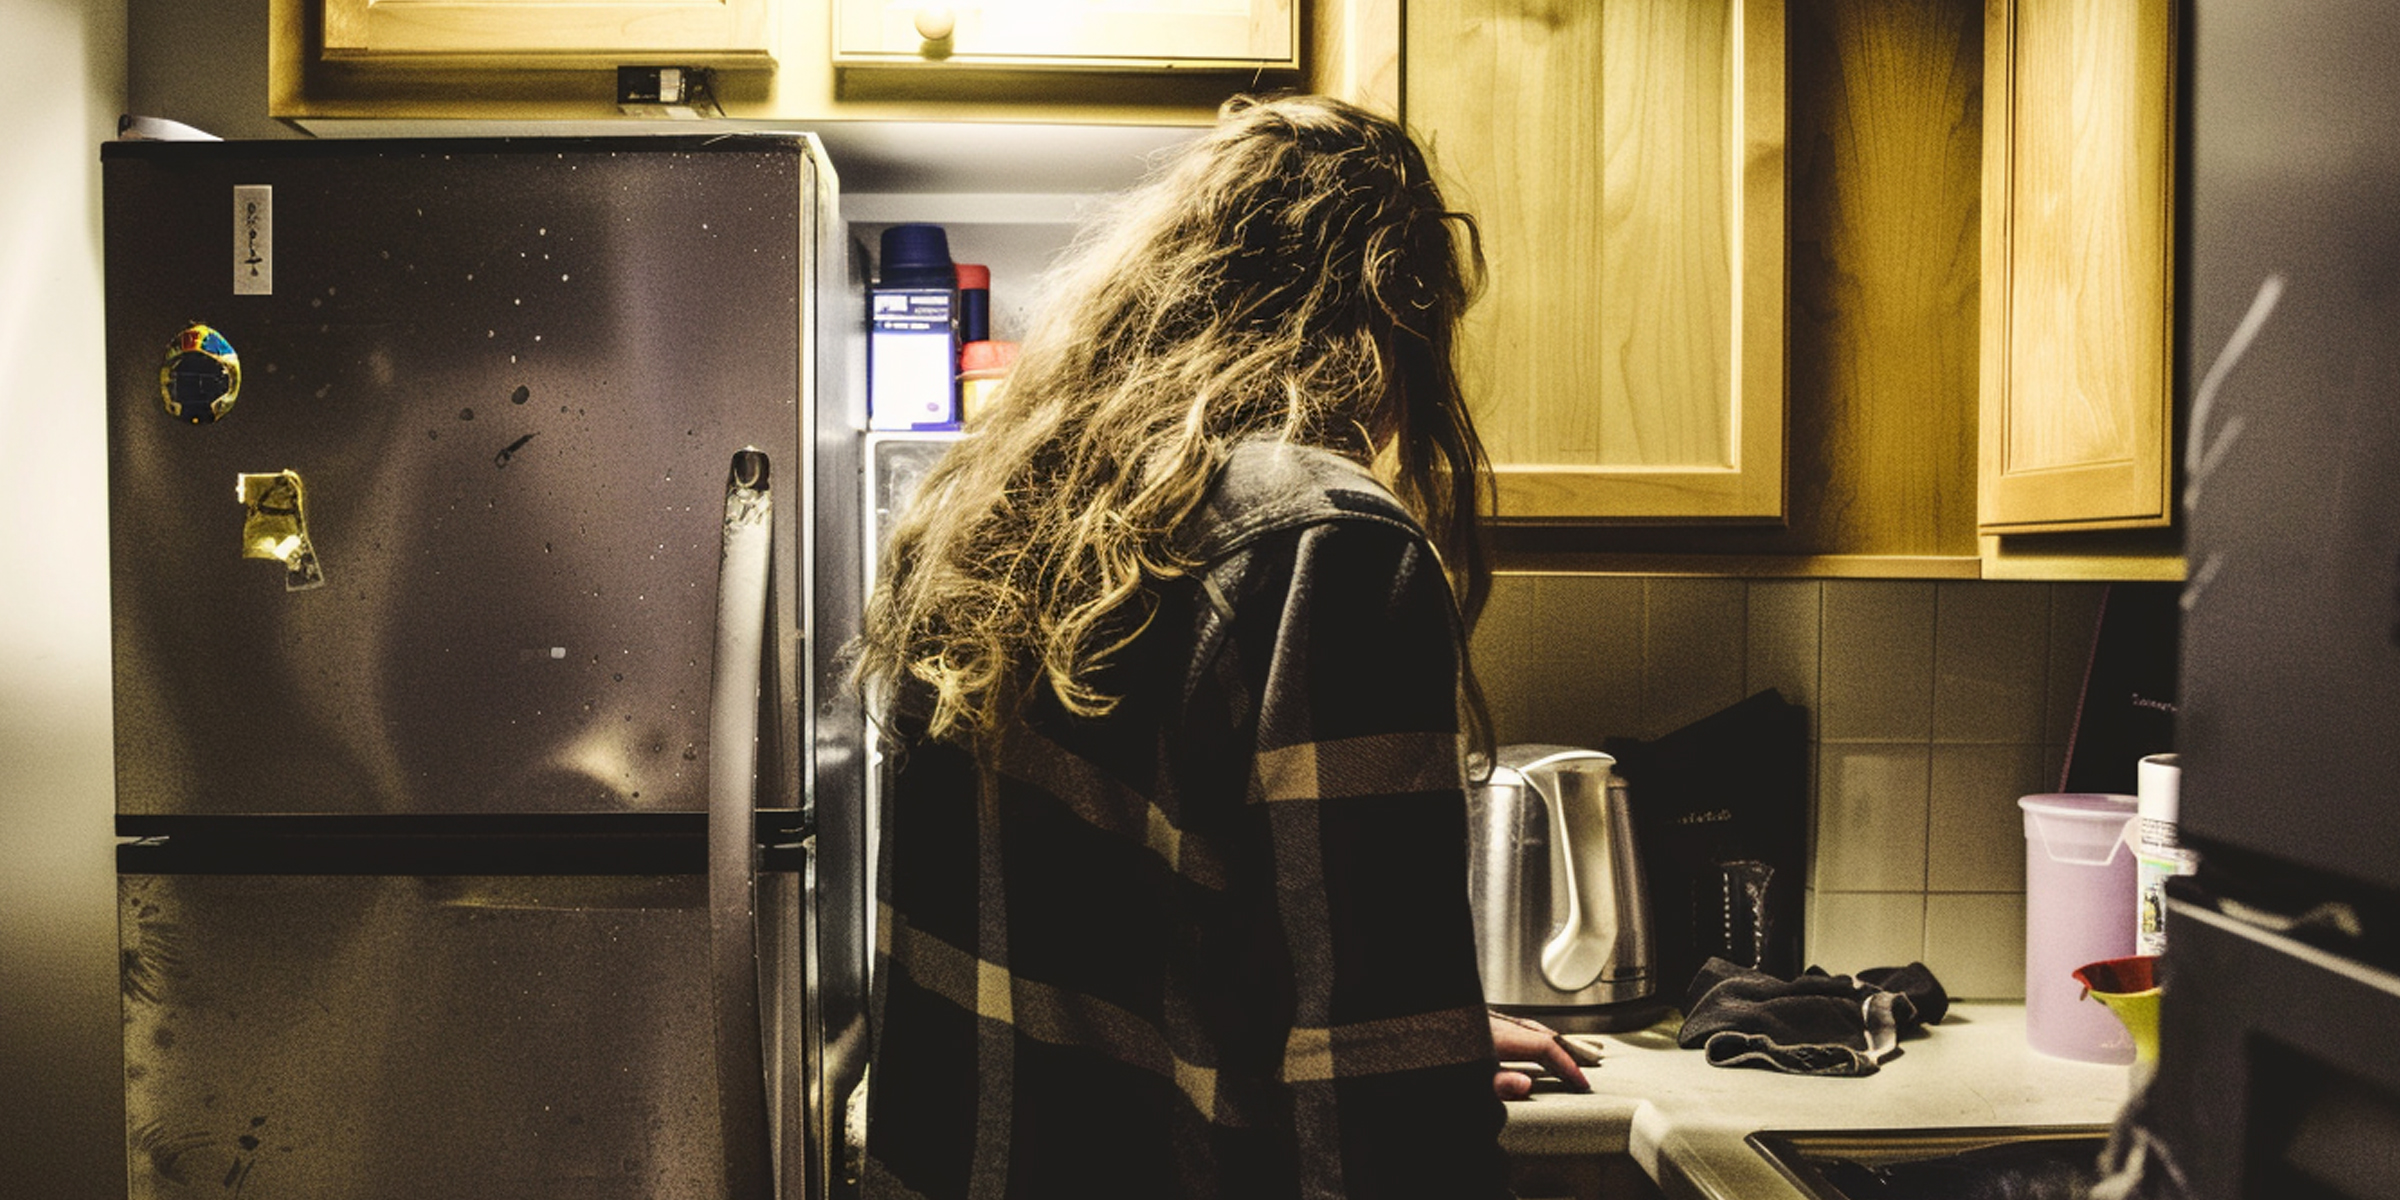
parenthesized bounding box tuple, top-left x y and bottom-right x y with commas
(864, 442, 1508, 1200)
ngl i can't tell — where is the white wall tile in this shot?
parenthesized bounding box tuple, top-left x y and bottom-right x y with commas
(1468, 574, 1543, 744)
(1475, 576, 2114, 996)
(1474, 575, 1645, 750)
(1933, 581, 2051, 743)
(1927, 743, 2048, 891)
(1815, 744, 1929, 891)
(1821, 581, 1936, 741)
(1807, 890, 1927, 973)
(2046, 583, 2108, 747)
(1643, 578, 1747, 738)
(1746, 580, 1822, 719)
(1925, 893, 2027, 1000)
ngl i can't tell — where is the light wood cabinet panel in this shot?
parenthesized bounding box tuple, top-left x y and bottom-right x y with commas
(1486, 0, 1982, 572)
(1979, 0, 2176, 533)
(272, 0, 1303, 124)
(1407, 0, 1786, 522)
(1310, 0, 1400, 117)
(831, 0, 1295, 70)
(320, 0, 775, 66)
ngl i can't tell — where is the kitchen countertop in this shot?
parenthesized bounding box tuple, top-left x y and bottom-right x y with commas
(1498, 1002, 2136, 1200)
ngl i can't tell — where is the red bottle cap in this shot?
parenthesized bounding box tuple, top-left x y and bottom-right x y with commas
(959, 340, 1018, 374)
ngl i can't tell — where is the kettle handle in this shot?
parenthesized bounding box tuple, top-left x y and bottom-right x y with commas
(1534, 756, 1621, 994)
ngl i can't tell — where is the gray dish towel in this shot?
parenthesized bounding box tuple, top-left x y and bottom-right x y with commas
(1676, 959, 1950, 1077)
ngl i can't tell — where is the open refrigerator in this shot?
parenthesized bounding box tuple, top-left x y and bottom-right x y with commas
(2154, 3, 2400, 1196)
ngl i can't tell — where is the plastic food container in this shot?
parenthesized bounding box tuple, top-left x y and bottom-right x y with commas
(2019, 793, 2139, 1063)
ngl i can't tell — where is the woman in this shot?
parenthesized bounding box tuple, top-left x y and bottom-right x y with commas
(854, 93, 1583, 1200)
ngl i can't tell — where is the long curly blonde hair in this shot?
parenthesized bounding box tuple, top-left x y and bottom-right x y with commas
(856, 94, 1491, 746)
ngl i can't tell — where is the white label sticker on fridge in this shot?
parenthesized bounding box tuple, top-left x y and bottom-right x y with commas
(234, 185, 272, 295)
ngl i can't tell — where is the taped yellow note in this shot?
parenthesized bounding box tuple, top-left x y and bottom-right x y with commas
(236, 470, 324, 591)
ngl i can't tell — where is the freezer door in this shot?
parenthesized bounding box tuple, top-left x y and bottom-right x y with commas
(103, 138, 812, 816)
(2151, 898, 2400, 1200)
(2180, 0, 2400, 890)
(120, 863, 810, 1200)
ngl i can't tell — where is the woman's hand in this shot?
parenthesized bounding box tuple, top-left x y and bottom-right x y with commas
(1489, 1011, 1599, 1099)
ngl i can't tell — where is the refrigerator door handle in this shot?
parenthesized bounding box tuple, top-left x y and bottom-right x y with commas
(708, 447, 777, 1199)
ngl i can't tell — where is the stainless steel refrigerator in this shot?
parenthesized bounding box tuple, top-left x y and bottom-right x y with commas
(102, 134, 869, 1200)
(2156, 2, 2400, 1196)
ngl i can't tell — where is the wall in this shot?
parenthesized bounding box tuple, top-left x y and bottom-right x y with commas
(1473, 576, 2109, 999)
(9, 6, 301, 1194)
(0, 3, 129, 1198)
(126, 0, 287, 139)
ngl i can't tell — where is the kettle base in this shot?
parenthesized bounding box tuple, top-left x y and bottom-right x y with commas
(1495, 997, 1671, 1035)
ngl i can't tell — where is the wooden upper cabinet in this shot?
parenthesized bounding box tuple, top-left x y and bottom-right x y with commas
(1405, 0, 1786, 522)
(319, 0, 775, 67)
(831, 0, 1297, 70)
(1979, 0, 2176, 533)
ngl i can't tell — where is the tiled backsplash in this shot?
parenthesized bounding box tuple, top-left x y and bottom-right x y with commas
(1469, 575, 2107, 1000)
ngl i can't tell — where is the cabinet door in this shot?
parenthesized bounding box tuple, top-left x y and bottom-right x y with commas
(1406, 0, 1786, 522)
(320, 0, 775, 66)
(1978, 0, 2175, 533)
(832, 0, 1296, 70)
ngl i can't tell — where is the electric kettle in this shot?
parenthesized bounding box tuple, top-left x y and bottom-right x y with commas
(1466, 745, 1658, 1031)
